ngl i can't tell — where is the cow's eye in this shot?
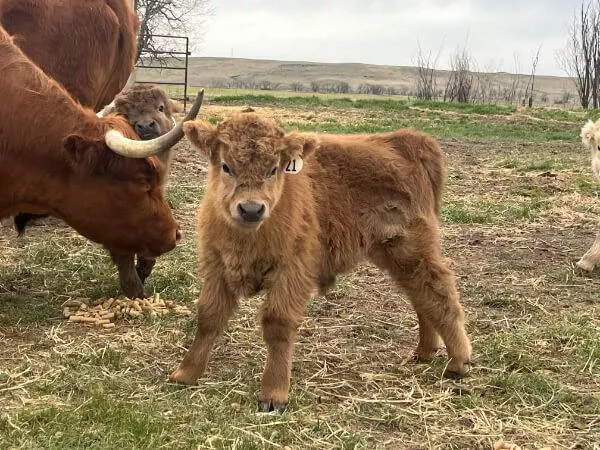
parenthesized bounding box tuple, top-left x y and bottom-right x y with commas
(222, 163, 233, 175)
(268, 167, 277, 178)
(158, 105, 164, 112)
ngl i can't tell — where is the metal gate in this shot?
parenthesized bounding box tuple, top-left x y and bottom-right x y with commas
(135, 34, 191, 111)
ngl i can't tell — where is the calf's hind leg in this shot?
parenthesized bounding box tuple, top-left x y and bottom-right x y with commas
(370, 221, 471, 377)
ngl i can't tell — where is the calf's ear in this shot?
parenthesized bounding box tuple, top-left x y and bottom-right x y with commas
(281, 133, 318, 175)
(183, 121, 219, 162)
(581, 120, 596, 148)
(283, 132, 318, 159)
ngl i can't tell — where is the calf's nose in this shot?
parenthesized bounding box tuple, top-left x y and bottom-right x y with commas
(135, 120, 158, 138)
(237, 201, 266, 223)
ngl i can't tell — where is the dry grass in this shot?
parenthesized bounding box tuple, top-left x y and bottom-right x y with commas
(1, 100, 599, 449)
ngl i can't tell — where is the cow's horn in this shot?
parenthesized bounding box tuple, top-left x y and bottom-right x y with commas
(104, 90, 204, 158)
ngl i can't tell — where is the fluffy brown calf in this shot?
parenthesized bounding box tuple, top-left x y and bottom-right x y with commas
(170, 113, 472, 412)
(100, 85, 176, 141)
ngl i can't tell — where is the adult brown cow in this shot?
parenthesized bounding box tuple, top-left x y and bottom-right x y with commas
(0, 0, 190, 296)
(170, 114, 472, 412)
(15, 83, 185, 296)
(0, 26, 202, 294)
(0, 0, 139, 112)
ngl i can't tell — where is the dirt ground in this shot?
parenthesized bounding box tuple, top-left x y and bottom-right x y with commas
(1, 119, 599, 449)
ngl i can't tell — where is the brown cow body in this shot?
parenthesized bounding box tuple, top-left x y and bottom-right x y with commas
(0, 0, 139, 112)
(171, 114, 472, 411)
(0, 27, 180, 277)
(0, 1, 185, 297)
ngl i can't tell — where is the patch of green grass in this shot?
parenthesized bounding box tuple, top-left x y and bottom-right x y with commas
(211, 93, 410, 112)
(412, 100, 516, 115)
(285, 115, 578, 142)
(442, 202, 492, 224)
(442, 199, 549, 224)
(573, 173, 600, 195)
(528, 108, 586, 122)
(497, 156, 571, 172)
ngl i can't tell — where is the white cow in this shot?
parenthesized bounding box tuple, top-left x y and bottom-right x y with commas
(577, 120, 600, 271)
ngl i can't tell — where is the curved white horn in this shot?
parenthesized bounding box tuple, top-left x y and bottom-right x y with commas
(105, 90, 205, 158)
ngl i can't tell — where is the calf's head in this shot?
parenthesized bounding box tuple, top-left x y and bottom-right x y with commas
(100, 85, 175, 140)
(184, 113, 317, 229)
(581, 120, 600, 181)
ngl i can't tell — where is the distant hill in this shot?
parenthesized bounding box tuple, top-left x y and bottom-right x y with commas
(135, 57, 578, 104)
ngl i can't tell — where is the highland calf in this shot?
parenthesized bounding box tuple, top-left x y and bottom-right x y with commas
(170, 114, 472, 412)
(577, 120, 600, 271)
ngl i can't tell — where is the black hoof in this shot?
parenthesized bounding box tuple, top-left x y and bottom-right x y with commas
(443, 360, 472, 380)
(259, 401, 287, 413)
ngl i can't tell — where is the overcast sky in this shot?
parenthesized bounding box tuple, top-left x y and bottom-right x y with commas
(197, 0, 577, 76)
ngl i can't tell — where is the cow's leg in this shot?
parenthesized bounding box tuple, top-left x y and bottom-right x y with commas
(135, 256, 156, 284)
(111, 253, 145, 299)
(577, 232, 600, 271)
(259, 274, 312, 413)
(370, 218, 471, 378)
(169, 277, 238, 385)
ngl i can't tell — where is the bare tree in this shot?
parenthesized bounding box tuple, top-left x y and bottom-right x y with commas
(134, 0, 212, 61)
(558, 1, 599, 109)
(444, 47, 474, 103)
(414, 41, 442, 100)
(524, 46, 542, 107)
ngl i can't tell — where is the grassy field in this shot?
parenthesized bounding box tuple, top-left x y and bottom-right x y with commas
(1, 93, 600, 449)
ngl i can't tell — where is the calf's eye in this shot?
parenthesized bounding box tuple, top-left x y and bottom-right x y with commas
(222, 163, 232, 175)
(268, 167, 277, 177)
(158, 105, 164, 112)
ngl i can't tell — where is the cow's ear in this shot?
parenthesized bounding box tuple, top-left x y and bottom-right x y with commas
(184, 120, 219, 162)
(63, 134, 100, 168)
(581, 120, 596, 148)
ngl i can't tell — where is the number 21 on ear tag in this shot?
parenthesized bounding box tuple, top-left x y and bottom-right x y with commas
(285, 157, 303, 174)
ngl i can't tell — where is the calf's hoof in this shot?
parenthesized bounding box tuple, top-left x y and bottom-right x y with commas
(576, 259, 594, 272)
(259, 401, 287, 413)
(443, 359, 472, 380)
(168, 368, 199, 386)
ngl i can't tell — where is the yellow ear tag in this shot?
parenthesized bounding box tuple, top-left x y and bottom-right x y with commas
(285, 157, 303, 174)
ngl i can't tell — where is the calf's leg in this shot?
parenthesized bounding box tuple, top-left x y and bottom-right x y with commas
(577, 232, 600, 271)
(259, 276, 312, 413)
(169, 277, 238, 385)
(370, 219, 471, 377)
(111, 253, 145, 298)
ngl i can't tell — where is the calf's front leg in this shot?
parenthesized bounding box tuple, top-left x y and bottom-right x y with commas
(169, 277, 238, 385)
(259, 275, 313, 413)
(577, 232, 600, 272)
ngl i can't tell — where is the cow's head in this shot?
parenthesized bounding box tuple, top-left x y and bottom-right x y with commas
(184, 113, 317, 229)
(100, 85, 175, 140)
(581, 119, 600, 181)
(60, 93, 204, 256)
(61, 115, 179, 257)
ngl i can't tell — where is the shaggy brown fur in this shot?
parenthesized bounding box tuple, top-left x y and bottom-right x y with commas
(0, 0, 139, 111)
(0, 26, 179, 271)
(170, 113, 472, 412)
